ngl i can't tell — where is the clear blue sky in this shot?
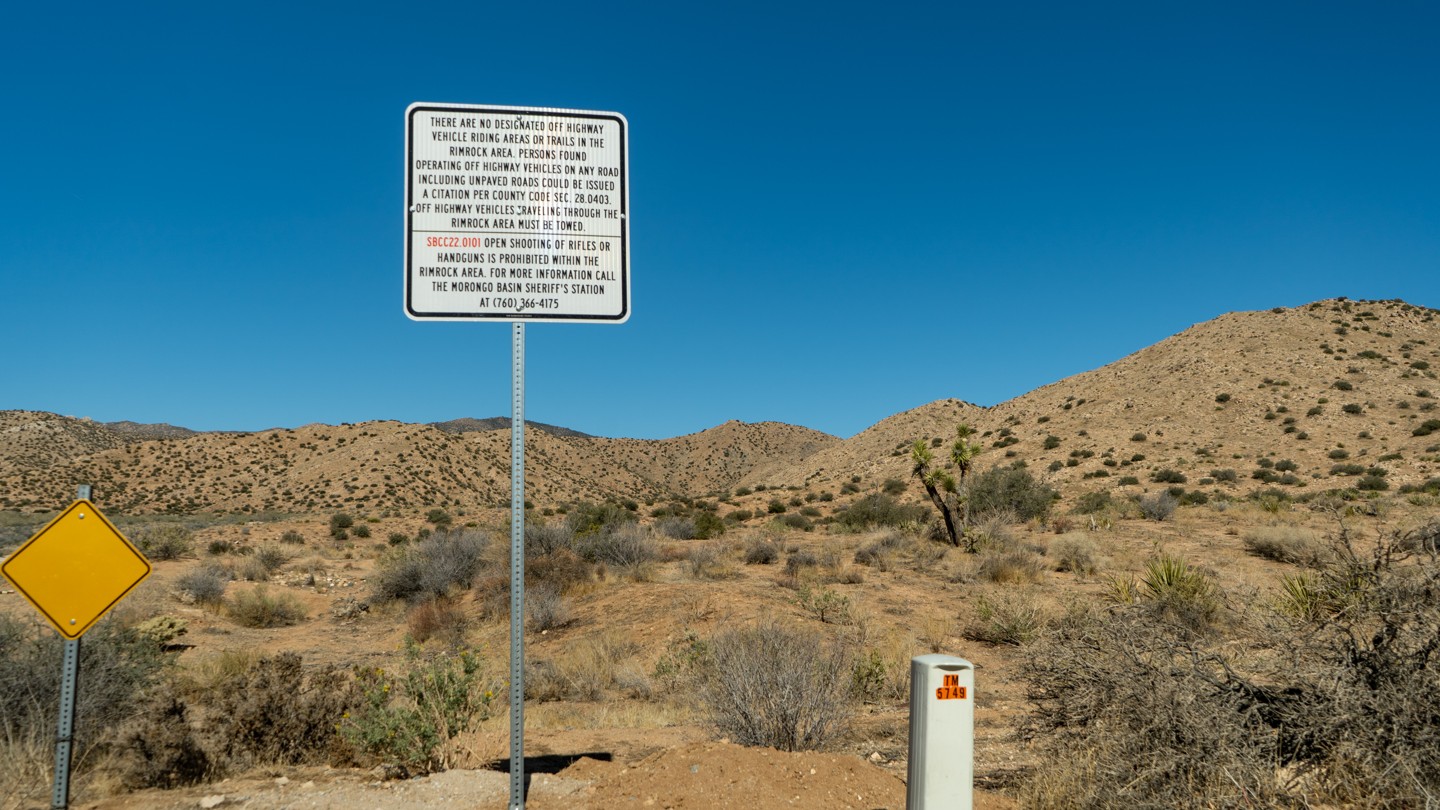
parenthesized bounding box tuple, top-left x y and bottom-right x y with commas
(3, 2, 1437, 439)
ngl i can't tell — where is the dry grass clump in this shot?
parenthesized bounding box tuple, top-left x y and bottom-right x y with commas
(527, 631, 651, 701)
(407, 597, 470, 646)
(226, 586, 306, 628)
(525, 583, 573, 632)
(1242, 525, 1327, 566)
(976, 548, 1046, 584)
(962, 591, 1046, 646)
(1050, 532, 1099, 575)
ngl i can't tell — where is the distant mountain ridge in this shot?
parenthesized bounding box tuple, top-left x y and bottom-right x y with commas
(2, 298, 1438, 515)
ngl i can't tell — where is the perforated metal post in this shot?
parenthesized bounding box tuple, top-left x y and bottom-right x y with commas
(52, 484, 91, 810)
(509, 323, 526, 809)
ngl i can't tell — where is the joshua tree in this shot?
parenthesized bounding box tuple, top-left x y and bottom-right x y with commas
(912, 424, 982, 550)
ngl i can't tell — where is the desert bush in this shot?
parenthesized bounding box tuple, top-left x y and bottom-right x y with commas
(203, 653, 355, 770)
(565, 501, 636, 536)
(976, 548, 1045, 584)
(1141, 555, 1219, 632)
(524, 522, 577, 556)
(684, 542, 732, 579)
(795, 585, 852, 624)
(351, 524, 370, 539)
(227, 586, 305, 628)
(1052, 534, 1098, 575)
(833, 493, 927, 531)
(527, 631, 651, 702)
(1242, 526, 1327, 566)
(525, 584, 572, 632)
(963, 592, 1045, 646)
(341, 646, 495, 773)
(175, 564, 230, 607)
(0, 616, 167, 799)
(407, 598, 469, 646)
(1073, 490, 1112, 515)
(576, 523, 658, 570)
(136, 524, 194, 561)
(372, 529, 490, 604)
(967, 465, 1057, 522)
(1027, 522, 1440, 807)
(526, 548, 596, 594)
(1020, 610, 1290, 807)
(279, 530, 305, 545)
(114, 689, 211, 789)
(743, 538, 780, 564)
(697, 623, 852, 751)
(656, 516, 696, 540)
(1137, 491, 1178, 521)
(1150, 468, 1187, 484)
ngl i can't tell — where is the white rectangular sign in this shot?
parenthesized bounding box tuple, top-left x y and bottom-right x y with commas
(405, 103, 629, 322)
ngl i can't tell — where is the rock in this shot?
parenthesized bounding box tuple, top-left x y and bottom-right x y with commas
(199, 795, 226, 808)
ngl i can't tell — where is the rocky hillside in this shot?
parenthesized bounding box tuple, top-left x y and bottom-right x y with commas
(3, 298, 1438, 515)
(0, 416, 837, 515)
(757, 298, 1440, 497)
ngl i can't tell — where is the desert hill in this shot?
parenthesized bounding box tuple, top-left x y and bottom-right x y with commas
(0, 415, 838, 515)
(756, 298, 1440, 497)
(2, 298, 1438, 515)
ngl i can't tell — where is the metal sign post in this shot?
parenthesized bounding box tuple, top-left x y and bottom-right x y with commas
(509, 322, 526, 809)
(404, 103, 629, 809)
(52, 485, 90, 810)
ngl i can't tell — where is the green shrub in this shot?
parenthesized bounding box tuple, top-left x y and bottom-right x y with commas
(1141, 555, 1218, 631)
(832, 493, 927, 531)
(340, 646, 496, 773)
(136, 525, 194, 561)
(1074, 491, 1112, 515)
(1151, 468, 1187, 484)
(968, 465, 1057, 522)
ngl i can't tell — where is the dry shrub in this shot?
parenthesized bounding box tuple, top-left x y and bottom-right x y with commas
(698, 622, 852, 751)
(373, 529, 490, 604)
(963, 591, 1045, 645)
(1021, 609, 1289, 808)
(175, 563, 230, 607)
(744, 538, 780, 564)
(1242, 525, 1327, 566)
(113, 688, 211, 789)
(227, 585, 305, 628)
(0, 617, 167, 802)
(1023, 521, 1440, 808)
(526, 547, 597, 594)
(684, 541, 736, 579)
(407, 598, 469, 646)
(526, 631, 650, 701)
(976, 548, 1045, 584)
(1051, 533, 1098, 575)
(525, 584, 572, 632)
(204, 653, 356, 769)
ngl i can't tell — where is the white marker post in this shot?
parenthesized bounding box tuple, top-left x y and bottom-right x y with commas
(404, 103, 629, 810)
(907, 654, 974, 810)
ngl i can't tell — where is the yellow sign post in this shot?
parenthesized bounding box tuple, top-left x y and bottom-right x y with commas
(2, 498, 151, 640)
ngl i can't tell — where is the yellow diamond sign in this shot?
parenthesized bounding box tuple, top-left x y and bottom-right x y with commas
(2, 499, 151, 639)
